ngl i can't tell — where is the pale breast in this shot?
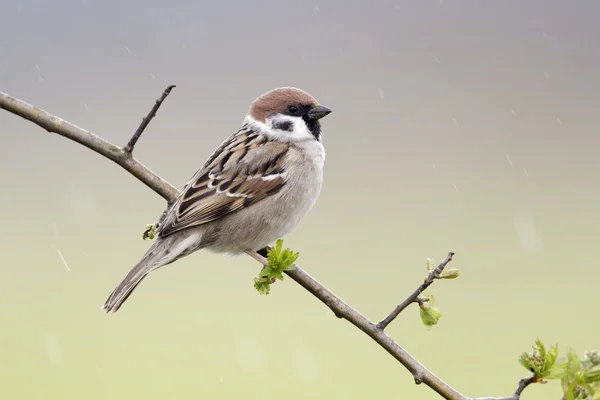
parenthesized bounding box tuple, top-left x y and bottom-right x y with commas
(203, 140, 325, 254)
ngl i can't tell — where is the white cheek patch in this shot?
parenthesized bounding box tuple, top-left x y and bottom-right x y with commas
(243, 115, 315, 144)
(266, 115, 313, 142)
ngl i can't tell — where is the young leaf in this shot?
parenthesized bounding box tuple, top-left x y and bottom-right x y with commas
(584, 365, 600, 383)
(535, 338, 547, 358)
(519, 352, 534, 372)
(545, 361, 569, 380)
(254, 277, 271, 295)
(254, 239, 299, 294)
(544, 344, 559, 372)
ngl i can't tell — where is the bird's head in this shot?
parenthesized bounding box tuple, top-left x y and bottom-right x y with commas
(247, 87, 332, 142)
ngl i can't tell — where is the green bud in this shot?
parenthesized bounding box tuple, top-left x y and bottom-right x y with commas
(440, 269, 460, 279)
(419, 304, 442, 327)
(584, 351, 600, 367)
(426, 258, 434, 272)
(143, 223, 156, 240)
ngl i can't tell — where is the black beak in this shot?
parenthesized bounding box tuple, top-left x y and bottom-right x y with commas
(307, 105, 332, 120)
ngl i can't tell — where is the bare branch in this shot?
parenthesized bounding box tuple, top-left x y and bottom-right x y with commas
(472, 376, 537, 400)
(0, 89, 539, 400)
(377, 252, 455, 330)
(0, 91, 179, 203)
(249, 249, 465, 399)
(124, 85, 176, 153)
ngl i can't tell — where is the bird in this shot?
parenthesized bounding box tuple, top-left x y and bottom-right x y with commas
(102, 87, 332, 313)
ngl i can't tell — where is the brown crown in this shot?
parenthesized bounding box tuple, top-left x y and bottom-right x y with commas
(248, 87, 318, 122)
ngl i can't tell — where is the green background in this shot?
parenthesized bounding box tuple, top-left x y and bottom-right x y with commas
(1, 0, 599, 399)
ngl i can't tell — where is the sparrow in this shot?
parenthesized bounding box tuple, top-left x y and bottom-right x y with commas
(102, 87, 332, 313)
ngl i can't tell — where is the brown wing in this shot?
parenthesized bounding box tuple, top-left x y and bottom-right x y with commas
(158, 128, 290, 237)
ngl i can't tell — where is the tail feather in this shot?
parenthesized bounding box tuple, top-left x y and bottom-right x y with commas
(102, 248, 167, 313)
(103, 232, 199, 313)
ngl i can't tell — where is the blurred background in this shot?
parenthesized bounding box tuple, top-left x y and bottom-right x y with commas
(1, 0, 599, 399)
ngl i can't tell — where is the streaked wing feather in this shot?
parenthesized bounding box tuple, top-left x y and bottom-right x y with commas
(158, 128, 289, 237)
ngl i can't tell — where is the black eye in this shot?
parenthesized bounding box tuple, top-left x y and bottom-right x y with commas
(288, 105, 298, 113)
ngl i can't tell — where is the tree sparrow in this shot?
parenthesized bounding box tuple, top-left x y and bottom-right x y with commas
(103, 87, 332, 313)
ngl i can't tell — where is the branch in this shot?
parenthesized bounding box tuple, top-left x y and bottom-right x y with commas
(124, 85, 176, 153)
(378, 252, 455, 330)
(0, 89, 537, 400)
(0, 89, 179, 203)
(249, 250, 464, 398)
(472, 376, 537, 400)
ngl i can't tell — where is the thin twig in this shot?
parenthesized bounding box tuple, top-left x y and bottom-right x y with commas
(0, 89, 536, 400)
(472, 376, 537, 400)
(377, 252, 455, 330)
(124, 85, 176, 153)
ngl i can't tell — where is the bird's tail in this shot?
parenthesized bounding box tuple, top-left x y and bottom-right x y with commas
(102, 233, 196, 313)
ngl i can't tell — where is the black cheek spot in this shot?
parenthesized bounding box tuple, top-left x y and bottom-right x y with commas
(273, 120, 293, 132)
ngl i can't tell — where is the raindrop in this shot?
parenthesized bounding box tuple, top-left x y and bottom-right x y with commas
(52, 245, 71, 272)
(514, 212, 543, 252)
(42, 330, 63, 366)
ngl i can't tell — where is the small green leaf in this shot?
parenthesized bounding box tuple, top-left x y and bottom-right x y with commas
(568, 350, 582, 375)
(544, 344, 559, 372)
(254, 239, 299, 294)
(545, 362, 569, 380)
(519, 352, 534, 372)
(535, 338, 547, 358)
(585, 366, 600, 383)
(253, 277, 271, 295)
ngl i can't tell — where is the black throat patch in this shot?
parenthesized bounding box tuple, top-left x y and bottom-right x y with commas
(303, 117, 322, 140)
